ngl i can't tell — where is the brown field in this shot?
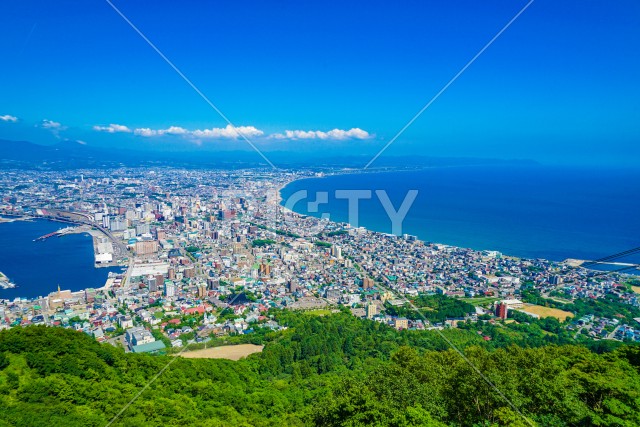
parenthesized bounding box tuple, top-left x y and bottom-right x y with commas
(520, 303, 574, 321)
(180, 344, 264, 361)
(632, 286, 640, 294)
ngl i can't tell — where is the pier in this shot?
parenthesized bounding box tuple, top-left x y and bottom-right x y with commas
(33, 226, 77, 242)
(34, 231, 60, 241)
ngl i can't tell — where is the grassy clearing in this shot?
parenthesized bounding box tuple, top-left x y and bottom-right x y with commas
(461, 297, 500, 306)
(520, 303, 574, 321)
(304, 309, 333, 316)
(180, 344, 264, 360)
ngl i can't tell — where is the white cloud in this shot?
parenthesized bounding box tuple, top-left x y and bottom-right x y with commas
(191, 125, 264, 139)
(134, 128, 158, 137)
(96, 122, 369, 142)
(271, 128, 372, 141)
(42, 119, 65, 130)
(131, 124, 264, 140)
(133, 126, 189, 137)
(93, 123, 131, 133)
(40, 119, 67, 138)
(0, 115, 18, 123)
(133, 126, 190, 137)
(160, 126, 189, 136)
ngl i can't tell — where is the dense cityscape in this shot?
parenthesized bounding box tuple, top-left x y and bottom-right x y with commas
(2, 1, 640, 425)
(1, 167, 639, 355)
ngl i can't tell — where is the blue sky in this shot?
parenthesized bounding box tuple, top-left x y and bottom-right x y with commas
(0, 0, 639, 165)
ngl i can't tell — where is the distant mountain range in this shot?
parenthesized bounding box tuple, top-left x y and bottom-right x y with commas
(0, 138, 537, 170)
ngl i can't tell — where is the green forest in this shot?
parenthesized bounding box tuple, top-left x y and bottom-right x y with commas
(384, 294, 476, 323)
(1, 311, 640, 426)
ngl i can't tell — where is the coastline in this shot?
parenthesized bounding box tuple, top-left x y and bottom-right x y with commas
(2, 168, 638, 303)
(277, 170, 518, 256)
(0, 216, 34, 224)
(277, 171, 640, 274)
(0, 218, 122, 300)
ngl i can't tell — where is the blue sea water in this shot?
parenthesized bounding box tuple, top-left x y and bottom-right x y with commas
(0, 219, 123, 300)
(280, 165, 640, 265)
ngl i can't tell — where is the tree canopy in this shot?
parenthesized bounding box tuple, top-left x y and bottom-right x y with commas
(1, 311, 640, 426)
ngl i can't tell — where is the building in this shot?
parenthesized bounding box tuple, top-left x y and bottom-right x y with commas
(110, 216, 126, 232)
(155, 274, 165, 286)
(495, 302, 508, 320)
(288, 280, 298, 294)
(501, 299, 524, 309)
(95, 253, 113, 263)
(197, 283, 207, 298)
(549, 275, 564, 285)
(325, 287, 341, 302)
(394, 317, 409, 330)
(135, 223, 151, 235)
(123, 228, 135, 240)
(362, 277, 375, 289)
(131, 341, 166, 354)
(207, 277, 219, 290)
(129, 261, 169, 277)
(331, 245, 342, 259)
(380, 291, 394, 303)
(119, 315, 134, 329)
(259, 262, 271, 276)
(84, 288, 97, 303)
(135, 240, 159, 255)
(218, 209, 235, 220)
(164, 281, 175, 298)
(147, 276, 157, 292)
(366, 302, 378, 319)
(155, 228, 167, 240)
(125, 326, 155, 347)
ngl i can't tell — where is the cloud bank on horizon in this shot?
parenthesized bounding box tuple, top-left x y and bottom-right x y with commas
(2, 113, 372, 143)
(270, 128, 371, 140)
(92, 122, 373, 141)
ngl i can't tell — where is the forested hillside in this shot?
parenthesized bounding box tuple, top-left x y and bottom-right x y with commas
(1, 311, 639, 426)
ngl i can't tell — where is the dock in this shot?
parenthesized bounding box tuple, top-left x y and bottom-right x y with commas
(34, 226, 78, 241)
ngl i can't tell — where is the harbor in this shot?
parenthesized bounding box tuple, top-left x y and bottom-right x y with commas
(0, 218, 123, 300)
(33, 226, 77, 241)
(32, 222, 125, 268)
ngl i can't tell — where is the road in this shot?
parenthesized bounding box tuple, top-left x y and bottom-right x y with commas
(607, 325, 621, 340)
(41, 209, 129, 261)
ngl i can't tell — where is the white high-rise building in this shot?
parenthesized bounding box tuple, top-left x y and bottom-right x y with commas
(332, 245, 342, 259)
(164, 281, 175, 298)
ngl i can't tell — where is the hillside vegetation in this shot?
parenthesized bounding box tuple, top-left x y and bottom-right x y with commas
(1, 311, 640, 426)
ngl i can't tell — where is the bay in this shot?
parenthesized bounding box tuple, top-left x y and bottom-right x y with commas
(0, 218, 123, 300)
(280, 165, 640, 264)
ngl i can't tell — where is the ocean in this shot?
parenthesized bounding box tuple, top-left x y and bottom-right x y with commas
(280, 165, 640, 265)
(0, 219, 123, 300)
